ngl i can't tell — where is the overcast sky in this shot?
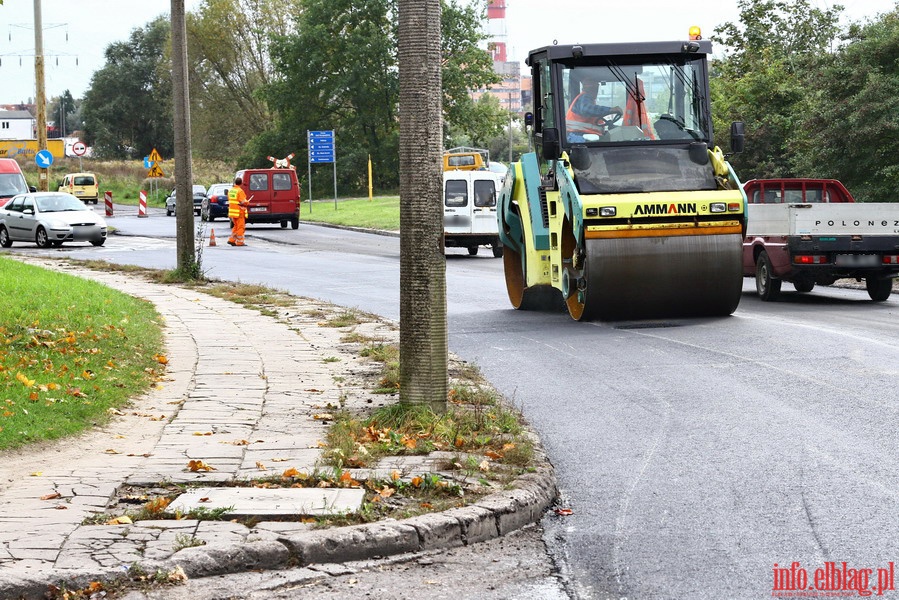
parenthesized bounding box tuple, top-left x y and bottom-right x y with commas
(0, 0, 897, 106)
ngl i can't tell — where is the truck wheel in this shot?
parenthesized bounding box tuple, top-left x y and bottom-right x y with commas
(793, 279, 815, 293)
(291, 217, 299, 230)
(866, 276, 893, 302)
(468, 246, 479, 256)
(492, 242, 503, 258)
(756, 251, 781, 301)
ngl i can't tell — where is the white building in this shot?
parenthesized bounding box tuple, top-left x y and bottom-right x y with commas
(0, 110, 35, 140)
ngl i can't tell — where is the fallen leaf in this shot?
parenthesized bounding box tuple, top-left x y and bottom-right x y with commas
(199, 497, 210, 503)
(193, 431, 213, 436)
(411, 476, 423, 487)
(312, 413, 334, 420)
(154, 354, 169, 365)
(105, 448, 120, 454)
(40, 492, 62, 501)
(282, 467, 300, 478)
(271, 457, 288, 462)
(256, 461, 267, 471)
(390, 470, 401, 481)
(30, 471, 42, 477)
(15, 372, 35, 387)
(479, 460, 490, 472)
(554, 508, 574, 516)
(186, 460, 216, 472)
(106, 516, 133, 525)
(484, 450, 503, 460)
(55, 505, 68, 510)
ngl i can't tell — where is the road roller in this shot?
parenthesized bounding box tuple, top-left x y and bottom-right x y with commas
(498, 32, 748, 320)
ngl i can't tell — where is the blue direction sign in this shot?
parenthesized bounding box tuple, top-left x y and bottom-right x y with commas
(35, 149, 54, 168)
(308, 130, 335, 164)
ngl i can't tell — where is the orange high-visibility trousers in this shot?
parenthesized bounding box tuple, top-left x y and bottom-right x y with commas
(228, 215, 246, 246)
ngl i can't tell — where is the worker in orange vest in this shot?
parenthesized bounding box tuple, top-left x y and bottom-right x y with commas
(227, 177, 250, 246)
(565, 74, 622, 142)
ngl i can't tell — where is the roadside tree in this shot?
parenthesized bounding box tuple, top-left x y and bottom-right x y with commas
(81, 17, 174, 159)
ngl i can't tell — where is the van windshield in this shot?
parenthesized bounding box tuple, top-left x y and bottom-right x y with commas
(0, 173, 28, 199)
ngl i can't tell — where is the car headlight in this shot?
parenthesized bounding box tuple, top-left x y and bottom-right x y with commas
(48, 219, 70, 230)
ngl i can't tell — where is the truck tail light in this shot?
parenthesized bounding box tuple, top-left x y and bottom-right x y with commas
(883, 255, 899, 264)
(794, 255, 828, 265)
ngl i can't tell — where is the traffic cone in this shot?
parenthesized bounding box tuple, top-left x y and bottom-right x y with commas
(209, 229, 217, 247)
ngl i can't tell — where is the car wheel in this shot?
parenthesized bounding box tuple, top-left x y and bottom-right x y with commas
(35, 226, 51, 249)
(468, 246, 479, 256)
(0, 226, 12, 248)
(866, 276, 893, 302)
(91, 239, 105, 247)
(166, 208, 173, 216)
(291, 217, 299, 230)
(755, 251, 781, 301)
(492, 242, 503, 258)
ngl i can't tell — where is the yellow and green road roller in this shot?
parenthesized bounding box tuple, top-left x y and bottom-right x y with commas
(498, 32, 747, 321)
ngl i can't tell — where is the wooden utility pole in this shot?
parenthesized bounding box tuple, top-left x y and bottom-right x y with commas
(33, 0, 48, 190)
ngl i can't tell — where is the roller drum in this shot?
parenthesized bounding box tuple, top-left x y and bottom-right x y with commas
(573, 234, 743, 320)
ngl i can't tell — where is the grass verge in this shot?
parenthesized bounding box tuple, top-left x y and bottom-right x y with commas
(299, 196, 400, 231)
(0, 257, 166, 450)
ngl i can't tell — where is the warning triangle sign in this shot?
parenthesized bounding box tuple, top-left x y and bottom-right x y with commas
(148, 164, 165, 178)
(148, 148, 162, 163)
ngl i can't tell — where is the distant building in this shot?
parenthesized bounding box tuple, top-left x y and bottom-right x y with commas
(471, 0, 531, 116)
(0, 110, 35, 140)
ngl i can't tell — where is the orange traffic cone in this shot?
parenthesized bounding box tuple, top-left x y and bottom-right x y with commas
(209, 229, 217, 247)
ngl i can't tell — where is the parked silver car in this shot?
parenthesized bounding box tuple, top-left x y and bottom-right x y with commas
(165, 185, 207, 216)
(0, 192, 107, 248)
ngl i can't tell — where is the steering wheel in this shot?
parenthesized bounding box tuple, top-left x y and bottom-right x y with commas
(603, 108, 623, 126)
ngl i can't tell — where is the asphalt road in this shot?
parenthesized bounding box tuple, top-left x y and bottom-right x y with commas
(10, 208, 899, 599)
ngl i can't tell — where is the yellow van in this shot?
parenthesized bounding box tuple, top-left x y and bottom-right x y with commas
(58, 172, 99, 204)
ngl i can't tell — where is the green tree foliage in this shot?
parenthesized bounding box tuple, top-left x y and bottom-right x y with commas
(81, 17, 174, 159)
(794, 9, 899, 202)
(186, 0, 302, 160)
(261, 0, 500, 193)
(710, 0, 842, 179)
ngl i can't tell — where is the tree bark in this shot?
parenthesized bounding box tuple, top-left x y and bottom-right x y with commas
(398, 0, 447, 411)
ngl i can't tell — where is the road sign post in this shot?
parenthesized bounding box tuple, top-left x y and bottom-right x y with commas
(307, 130, 337, 212)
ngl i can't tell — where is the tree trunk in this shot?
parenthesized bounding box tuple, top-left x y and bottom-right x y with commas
(397, 0, 447, 412)
(171, 0, 197, 276)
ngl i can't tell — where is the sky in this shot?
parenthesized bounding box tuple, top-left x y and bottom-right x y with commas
(0, 0, 897, 106)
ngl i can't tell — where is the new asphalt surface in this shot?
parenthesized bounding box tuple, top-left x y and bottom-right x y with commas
(0, 255, 557, 599)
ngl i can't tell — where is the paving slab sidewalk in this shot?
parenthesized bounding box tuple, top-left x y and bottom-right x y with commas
(0, 256, 556, 599)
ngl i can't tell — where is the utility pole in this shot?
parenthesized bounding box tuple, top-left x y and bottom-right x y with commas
(33, 0, 48, 190)
(171, 0, 197, 277)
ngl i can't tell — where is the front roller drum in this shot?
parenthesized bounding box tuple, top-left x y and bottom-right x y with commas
(567, 234, 744, 321)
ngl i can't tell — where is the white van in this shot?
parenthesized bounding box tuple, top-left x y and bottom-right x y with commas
(443, 169, 504, 257)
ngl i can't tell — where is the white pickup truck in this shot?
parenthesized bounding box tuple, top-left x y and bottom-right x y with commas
(742, 178, 899, 301)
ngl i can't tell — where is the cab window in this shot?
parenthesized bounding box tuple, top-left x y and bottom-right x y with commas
(444, 179, 468, 207)
(249, 173, 268, 191)
(473, 180, 496, 207)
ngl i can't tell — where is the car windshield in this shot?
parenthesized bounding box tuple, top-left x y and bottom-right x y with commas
(35, 194, 86, 212)
(192, 185, 206, 195)
(0, 173, 28, 198)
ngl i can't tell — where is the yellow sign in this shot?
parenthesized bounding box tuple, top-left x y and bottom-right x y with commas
(0, 139, 65, 159)
(148, 148, 162, 163)
(148, 164, 165, 178)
